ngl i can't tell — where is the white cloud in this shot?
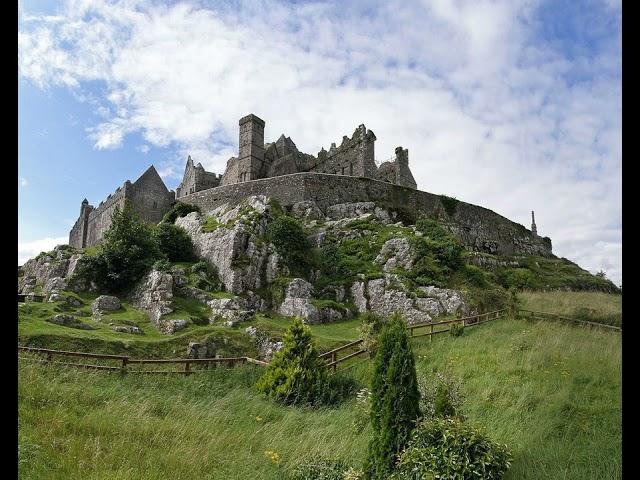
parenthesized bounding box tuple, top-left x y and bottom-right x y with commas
(18, 236, 68, 265)
(19, 177, 28, 187)
(136, 144, 150, 154)
(18, 0, 621, 285)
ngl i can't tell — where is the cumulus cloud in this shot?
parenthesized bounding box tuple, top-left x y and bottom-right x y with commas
(18, 0, 621, 285)
(18, 236, 68, 265)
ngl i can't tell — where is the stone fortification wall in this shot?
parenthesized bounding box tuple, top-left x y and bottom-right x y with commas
(178, 173, 552, 257)
(308, 124, 377, 178)
(85, 184, 129, 246)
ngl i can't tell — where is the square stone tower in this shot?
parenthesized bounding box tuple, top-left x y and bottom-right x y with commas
(237, 114, 265, 182)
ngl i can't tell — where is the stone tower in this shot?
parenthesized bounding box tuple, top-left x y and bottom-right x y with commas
(237, 114, 265, 182)
(531, 210, 537, 235)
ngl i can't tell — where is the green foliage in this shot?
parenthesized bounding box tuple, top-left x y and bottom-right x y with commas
(497, 268, 535, 289)
(462, 264, 489, 287)
(317, 243, 348, 279)
(192, 261, 211, 274)
(358, 312, 387, 358)
(464, 287, 509, 313)
(161, 202, 201, 224)
(439, 195, 459, 217)
(572, 307, 622, 328)
(365, 314, 421, 479)
(290, 459, 353, 480)
(153, 259, 172, 272)
(267, 215, 310, 276)
(201, 215, 221, 233)
(417, 371, 465, 420)
(391, 417, 512, 480)
(508, 288, 522, 317)
(449, 322, 464, 337)
(255, 318, 330, 406)
(152, 223, 195, 262)
(71, 201, 161, 293)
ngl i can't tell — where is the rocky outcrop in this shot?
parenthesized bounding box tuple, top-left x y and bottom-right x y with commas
(129, 269, 175, 332)
(47, 314, 95, 330)
(209, 292, 267, 327)
(290, 201, 325, 221)
(42, 277, 67, 296)
(175, 196, 286, 295)
(18, 245, 83, 293)
(325, 202, 395, 223)
(91, 295, 122, 315)
(245, 326, 283, 361)
(351, 274, 468, 324)
(114, 325, 144, 335)
(278, 278, 319, 323)
(375, 238, 415, 272)
(162, 319, 188, 334)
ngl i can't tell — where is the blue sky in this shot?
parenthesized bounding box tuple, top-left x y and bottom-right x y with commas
(18, 0, 621, 286)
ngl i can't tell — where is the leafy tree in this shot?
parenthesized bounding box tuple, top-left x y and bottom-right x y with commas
(359, 312, 387, 359)
(365, 314, 421, 479)
(596, 270, 607, 279)
(161, 202, 201, 224)
(255, 317, 329, 406)
(267, 215, 310, 275)
(152, 222, 195, 262)
(71, 201, 161, 293)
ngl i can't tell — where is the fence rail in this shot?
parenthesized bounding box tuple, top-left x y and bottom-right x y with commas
(520, 309, 622, 332)
(17, 346, 267, 375)
(18, 307, 618, 376)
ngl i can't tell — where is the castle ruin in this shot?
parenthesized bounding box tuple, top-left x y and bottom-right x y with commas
(69, 114, 551, 257)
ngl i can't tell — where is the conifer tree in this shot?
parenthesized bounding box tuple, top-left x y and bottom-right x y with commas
(256, 317, 328, 406)
(365, 313, 421, 479)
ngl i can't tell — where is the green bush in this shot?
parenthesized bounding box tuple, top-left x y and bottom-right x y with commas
(70, 201, 161, 293)
(152, 223, 195, 262)
(290, 459, 355, 480)
(449, 322, 464, 337)
(161, 202, 201, 224)
(255, 318, 330, 406)
(391, 417, 511, 480)
(358, 312, 387, 358)
(153, 259, 172, 272)
(267, 215, 310, 275)
(365, 314, 421, 479)
(462, 264, 488, 287)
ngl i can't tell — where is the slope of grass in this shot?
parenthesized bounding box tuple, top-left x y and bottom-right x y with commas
(519, 290, 622, 327)
(18, 314, 620, 480)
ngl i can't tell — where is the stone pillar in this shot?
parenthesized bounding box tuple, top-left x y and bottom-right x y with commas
(238, 114, 265, 182)
(531, 211, 537, 236)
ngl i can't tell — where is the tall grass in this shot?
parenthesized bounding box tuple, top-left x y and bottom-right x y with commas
(519, 290, 622, 327)
(18, 316, 621, 480)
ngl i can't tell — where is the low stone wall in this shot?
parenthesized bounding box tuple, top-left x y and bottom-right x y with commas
(178, 173, 552, 257)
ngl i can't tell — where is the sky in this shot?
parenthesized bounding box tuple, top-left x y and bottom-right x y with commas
(18, 0, 622, 286)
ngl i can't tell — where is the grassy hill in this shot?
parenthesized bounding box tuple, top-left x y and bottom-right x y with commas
(18, 303, 621, 479)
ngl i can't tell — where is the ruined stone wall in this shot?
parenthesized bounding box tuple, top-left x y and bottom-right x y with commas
(128, 175, 174, 225)
(178, 173, 552, 257)
(85, 184, 129, 247)
(69, 214, 87, 248)
(309, 125, 377, 178)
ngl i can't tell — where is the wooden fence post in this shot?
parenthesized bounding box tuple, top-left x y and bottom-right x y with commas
(185, 361, 191, 375)
(430, 324, 433, 342)
(121, 357, 128, 374)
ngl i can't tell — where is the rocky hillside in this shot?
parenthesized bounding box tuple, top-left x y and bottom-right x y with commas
(18, 196, 619, 346)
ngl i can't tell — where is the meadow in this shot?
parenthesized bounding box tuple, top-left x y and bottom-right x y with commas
(18, 299, 621, 479)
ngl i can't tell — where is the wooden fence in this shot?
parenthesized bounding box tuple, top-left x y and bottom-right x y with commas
(320, 309, 508, 372)
(519, 309, 622, 332)
(17, 346, 268, 375)
(18, 307, 618, 375)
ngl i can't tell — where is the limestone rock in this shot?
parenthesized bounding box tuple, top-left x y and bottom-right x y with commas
(209, 297, 255, 326)
(350, 274, 469, 325)
(175, 197, 284, 295)
(187, 342, 209, 359)
(42, 277, 67, 296)
(278, 278, 319, 323)
(130, 269, 174, 328)
(161, 319, 188, 334)
(291, 201, 325, 221)
(375, 238, 415, 272)
(18, 245, 82, 294)
(48, 293, 65, 303)
(91, 295, 122, 315)
(114, 325, 144, 335)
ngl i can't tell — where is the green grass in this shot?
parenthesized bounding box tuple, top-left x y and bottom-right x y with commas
(18, 293, 255, 358)
(19, 306, 621, 480)
(519, 290, 622, 327)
